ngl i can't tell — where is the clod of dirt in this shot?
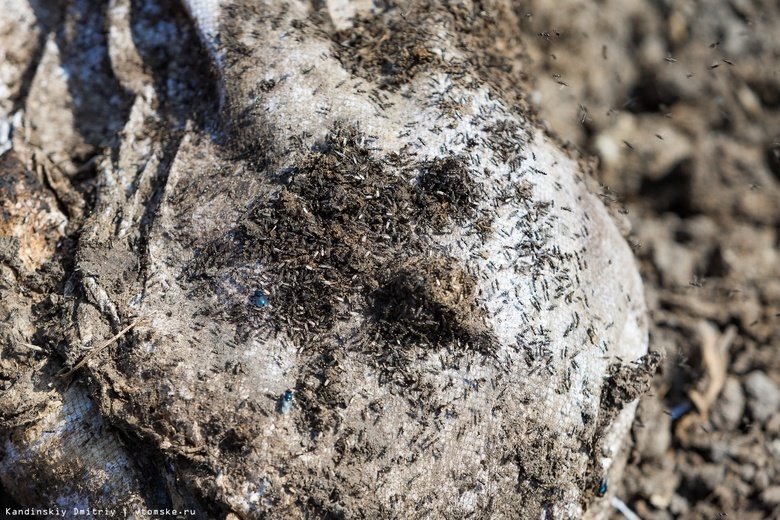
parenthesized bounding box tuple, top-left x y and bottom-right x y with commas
(744, 371, 780, 425)
(711, 377, 746, 430)
(373, 255, 493, 353)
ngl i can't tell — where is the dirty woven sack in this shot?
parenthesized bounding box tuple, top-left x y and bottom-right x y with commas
(0, 0, 651, 518)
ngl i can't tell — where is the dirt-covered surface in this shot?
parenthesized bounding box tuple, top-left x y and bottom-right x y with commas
(1, 0, 653, 518)
(0, 0, 777, 518)
(520, 0, 780, 518)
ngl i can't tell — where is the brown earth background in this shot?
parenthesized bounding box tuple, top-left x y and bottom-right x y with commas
(520, 0, 780, 518)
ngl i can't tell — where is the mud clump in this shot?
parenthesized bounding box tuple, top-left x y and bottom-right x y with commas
(414, 156, 482, 226)
(373, 256, 493, 354)
(600, 353, 661, 414)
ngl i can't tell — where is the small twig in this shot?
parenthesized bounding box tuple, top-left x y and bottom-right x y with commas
(676, 322, 736, 443)
(55, 320, 138, 379)
(688, 322, 736, 420)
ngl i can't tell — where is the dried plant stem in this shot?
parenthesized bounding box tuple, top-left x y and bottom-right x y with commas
(55, 320, 138, 379)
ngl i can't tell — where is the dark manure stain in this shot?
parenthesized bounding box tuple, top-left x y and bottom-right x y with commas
(331, 14, 438, 91)
(414, 156, 482, 227)
(328, 1, 525, 106)
(372, 256, 493, 355)
(184, 124, 497, 425)
(282, 127, 417, 241)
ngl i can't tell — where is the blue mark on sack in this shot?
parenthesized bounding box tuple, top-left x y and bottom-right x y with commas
(280, 389, 293, 414)
(251, 290, 268, 308)
(597, 477, 608, 497)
